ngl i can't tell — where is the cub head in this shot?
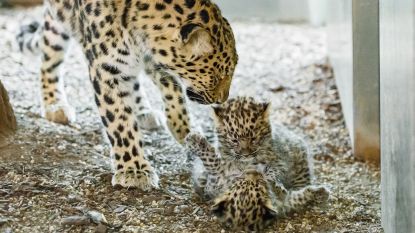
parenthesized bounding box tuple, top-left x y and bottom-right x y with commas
(143, 0, 238, 104)
(211, 170, 277, 232)
(212, 97, 272, 159)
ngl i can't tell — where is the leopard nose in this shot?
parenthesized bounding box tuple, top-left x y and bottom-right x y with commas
(216, 89, 229, 104)
(215, 78, 232, 103)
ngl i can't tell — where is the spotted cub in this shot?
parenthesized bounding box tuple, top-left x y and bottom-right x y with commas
(185, 97, 329, 231)
(17, 0, 238, 190)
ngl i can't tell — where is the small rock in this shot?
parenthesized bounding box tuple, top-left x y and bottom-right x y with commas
(87, 210, 108, 225)
(285, 222, 293, 231)
(113, 205, 127, 213)
(94, 145, 104, 151)
(0, 217, 9, 225)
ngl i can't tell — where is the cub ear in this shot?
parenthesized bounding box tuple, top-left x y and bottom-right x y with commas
(261, 102, 271, 112)
(180, 23, 213, 57)
(261, 102, 271, 118)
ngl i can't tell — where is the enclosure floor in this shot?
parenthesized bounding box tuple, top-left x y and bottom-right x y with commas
(0, 7, 382, 233)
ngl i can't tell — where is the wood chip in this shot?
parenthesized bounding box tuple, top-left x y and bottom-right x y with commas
(269, 85, 286, 92)
(61, 216, 90, 226)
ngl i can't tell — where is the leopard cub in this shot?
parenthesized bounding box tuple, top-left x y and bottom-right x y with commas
(185, 96, 329, 232)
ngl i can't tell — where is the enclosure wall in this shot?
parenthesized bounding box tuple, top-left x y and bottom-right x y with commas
(213, 0, 309, 22)
(352, 0, 380, 163)
(326, 1, 353, 143)
(327, 0, 380, 163)
(380, 0, 415, 232)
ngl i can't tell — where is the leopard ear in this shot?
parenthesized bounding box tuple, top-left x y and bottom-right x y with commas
(180, 23, 213, 57)
(211, 198, 228, 218)
(262, 201, 278, 221)
(212, 105, 224, 118)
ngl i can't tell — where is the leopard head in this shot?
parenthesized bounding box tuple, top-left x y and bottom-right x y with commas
(212, 97, 272, 160)
(211, 170, 278, 232)
(141, 0, 238, 104)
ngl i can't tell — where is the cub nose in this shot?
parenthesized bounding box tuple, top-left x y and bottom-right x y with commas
(241, 148, 252, 156)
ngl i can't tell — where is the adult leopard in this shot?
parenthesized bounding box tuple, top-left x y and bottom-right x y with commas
(17, 0, 238, 190)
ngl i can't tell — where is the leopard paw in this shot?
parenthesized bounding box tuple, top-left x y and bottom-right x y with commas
(274, 182, 288, 200)
(111, 165, 159, 190)
(43, 103, 76, 125)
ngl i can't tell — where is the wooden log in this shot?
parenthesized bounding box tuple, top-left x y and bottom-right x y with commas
(0, 0, 43, 7)
(0, 80, 17, 143)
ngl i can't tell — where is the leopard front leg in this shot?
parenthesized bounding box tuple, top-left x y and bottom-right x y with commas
(88, 49, 158, 190)
(39, 10, 75, 124)
(151, 70, 190, 144)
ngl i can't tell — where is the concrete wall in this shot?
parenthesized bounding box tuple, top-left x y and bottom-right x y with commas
(326, 0, 353, 144)
(352, 0, 380, 163)
(326, 0, 380, 164)
(213, 0, 309, 23)
(380, 0, 415, 232)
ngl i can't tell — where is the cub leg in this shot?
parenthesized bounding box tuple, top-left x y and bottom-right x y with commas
(278, 185, 329, 214)
(185, 133, 221, 173)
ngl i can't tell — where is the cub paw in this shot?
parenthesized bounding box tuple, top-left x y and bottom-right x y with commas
(310, 186, 330, 204)
(136, 111, 162, 131)
(185, 133, 212, 151)
(274, 182, 288, 200)
(44, 104, 76, 125)
(111, 165, 159, 190)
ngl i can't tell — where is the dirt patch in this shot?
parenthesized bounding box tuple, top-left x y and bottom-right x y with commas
(0, 7, 382, 233)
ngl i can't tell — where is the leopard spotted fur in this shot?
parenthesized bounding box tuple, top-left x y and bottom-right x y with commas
(17, 0, 238, 190)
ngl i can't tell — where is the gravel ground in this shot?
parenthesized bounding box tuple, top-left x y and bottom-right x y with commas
(0, 7, 382, 233)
